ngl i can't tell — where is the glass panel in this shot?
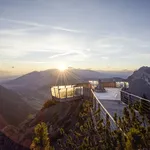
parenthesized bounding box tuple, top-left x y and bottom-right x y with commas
(51, 85, 83, 98)
(66, 87, 74, 98)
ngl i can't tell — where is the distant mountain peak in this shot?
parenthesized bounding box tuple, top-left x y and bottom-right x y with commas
(128, 66, 150, 100)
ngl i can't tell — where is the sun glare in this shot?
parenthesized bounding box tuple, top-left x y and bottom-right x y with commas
(58, 64, 67, 72)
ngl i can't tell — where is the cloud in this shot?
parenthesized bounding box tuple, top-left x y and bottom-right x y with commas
(49, 52, 73, 58)
(0, 27, 39, 35)
(0, 18, 43, 27)
(22, 61, 49, 64)
(140, 45, 150, 48)
(92, 36, 150, 57)
(0, 29, 90, 63)
(49, 50, 88, 59)
(1, 17, 150, 70)
(0, 18, 82, 33)
(101, 56, 109, 60)
(52, 26, 82, 33)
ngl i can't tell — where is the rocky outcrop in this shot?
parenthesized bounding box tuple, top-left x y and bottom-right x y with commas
(0, 132, 29, 150)
(128, 66, 150, 99)
(16, 100, 83, 147)
(0, 115, 7, 130)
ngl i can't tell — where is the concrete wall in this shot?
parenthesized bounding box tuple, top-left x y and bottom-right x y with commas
(102, 82, 116, 88)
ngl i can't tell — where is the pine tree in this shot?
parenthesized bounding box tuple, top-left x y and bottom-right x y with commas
(30, 122, 54, 150)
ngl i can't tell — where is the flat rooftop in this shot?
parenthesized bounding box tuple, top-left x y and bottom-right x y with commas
(99, 100, 127, 117)
(94, 88, 127, 117)
(94, 88, 121, 100)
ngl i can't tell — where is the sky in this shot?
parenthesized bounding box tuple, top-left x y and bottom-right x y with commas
(0, 0, 150, 75)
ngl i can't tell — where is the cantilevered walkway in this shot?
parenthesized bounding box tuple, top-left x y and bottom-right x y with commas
(94, 88, 127, 118)
(90, 87, 150, 130)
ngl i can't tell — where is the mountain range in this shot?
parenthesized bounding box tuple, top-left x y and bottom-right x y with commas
(1, 69, 132, 110)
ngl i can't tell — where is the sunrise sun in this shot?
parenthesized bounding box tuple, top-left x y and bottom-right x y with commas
(58, 64, 67, 72)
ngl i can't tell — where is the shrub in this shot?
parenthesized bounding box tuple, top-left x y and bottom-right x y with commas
(57, 100, 150, 150)
(32, 100, 150, 150)
(30, 122, 54, 150)
(41, 100, 57, 111)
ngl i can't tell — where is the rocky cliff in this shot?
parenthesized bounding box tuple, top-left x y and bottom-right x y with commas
(128, 66, 150, 100)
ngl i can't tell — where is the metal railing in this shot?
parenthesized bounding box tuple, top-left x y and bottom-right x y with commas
(90, 89, 118, 130)
(121, 90, 150, 115)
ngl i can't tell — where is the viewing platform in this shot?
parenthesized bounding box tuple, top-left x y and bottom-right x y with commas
(50, 79, 149, 130)
(51, 84, 85, 102)
(94, 88, 127, 118)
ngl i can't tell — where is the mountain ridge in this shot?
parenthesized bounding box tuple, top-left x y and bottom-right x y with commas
(1, 68, 132, 110)
(0, 85, 36, 127)
(128, 66, 150, 100)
